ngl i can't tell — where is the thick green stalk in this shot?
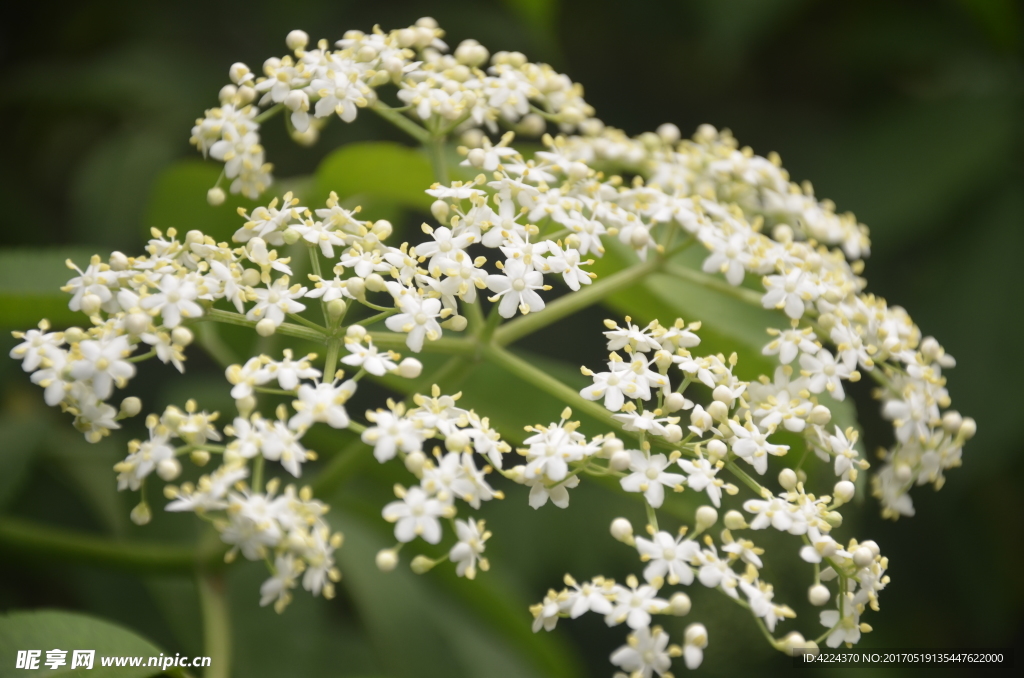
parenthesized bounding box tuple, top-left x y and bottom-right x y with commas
(198, 573, 231, 678)
(0, 517, 221, 574)
(203, 308, 325, 342)
(370, 102, 430, 143)
(493, 256, 662, 346)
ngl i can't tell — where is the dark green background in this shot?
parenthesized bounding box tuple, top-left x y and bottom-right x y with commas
(1, 1, 1021, 676)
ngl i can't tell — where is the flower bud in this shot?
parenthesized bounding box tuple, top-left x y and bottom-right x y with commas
(808, 405, 832, 426)
(286, 29, 309, 51)
(256, 319, 277, 337)
(404, 450, 427, 477)
(706, 439, 727, 463)
(375, 549, 398, 572)
(130, 502, 152, 526)
(684, 623, 708, 648)
(398, 357, 423, 379)
(445, 431, 470, 452)
(119, 397, 142, 418)
(663, 424, 683, 443)
(664, 392, 687, 413)
(346, 277, 366, 299)
(172, 327, 193, 347)
(941, 410, 962, 434)
(723, 510, 747, 530)
(599, 436, 624, 459)
(707, 400, 729, 422)
(859, 540, 880, 557)
(958, 417, 976, 440)
(780, 632, 812, 657)
(431, 200, 450, 222)
(236, 86, 256, 104)
(516, 113, 546, 137)
(236, 395, 256, 418)
(282, 228, 301, 245)
(157, 457, 182, 482)
(325, 299, 347, 324)
(467, 148, 487, 168)
(579, 118, 604, 136)
(241, 268, 261, 287)
(610, 517, 634, 543)
(64, 327, 86, 344)
(808, 584, 830, 606)
(629, 227, 650, 249)
(364, 274, 386, 292)
(190, 450, 211, 466)
(669, 592, 691, 615)
(207, 187, 226, 206)
(894, 463, 912, 482)
(125, 312, 150, 335)
(778, 468, 798, 491)
(609, 450, 631, 471)
(218, 85, 237, 104)
(695, 506, 718, 529)
(346, 324, 367, 339)
(292, 127, 318, 146)
(852, 547, 873, 568)
(454, 39, 489, 67)
(656, 123, 681, 144)
(772, 224, 794, 245)
(833, 480, 855, 504)
(689, 406, 712, 432)
(109, 251, 129, 270)
(441, 315, 468, 331)
(81, 293, 102, 316)
(653, 350, 674, 371)
(410, 555, 436, 574)
(461, 128, 484, 148)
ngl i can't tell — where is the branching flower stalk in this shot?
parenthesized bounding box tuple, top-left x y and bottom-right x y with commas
(7, 18, 976, 675)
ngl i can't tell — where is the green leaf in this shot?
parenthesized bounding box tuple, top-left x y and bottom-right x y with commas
(0, 413, 45, 510)
(0, 610, 167, 678)
(0, 248, 96, 329)
(143, 160, 259, 244)
(313, 142, 434, 219)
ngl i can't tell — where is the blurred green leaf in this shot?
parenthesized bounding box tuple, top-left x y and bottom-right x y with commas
(144, 160, 259, 244)
(313, 142, 434, 218)
(0, 248, 95, 329)
(0, 413, 45, 510)
(0, 610, 166, 678)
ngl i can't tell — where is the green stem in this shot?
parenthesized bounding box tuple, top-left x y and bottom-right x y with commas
(324, 337, 342, 381)
(252, 456, 265, 494)
(203, 308, 325, 342)
(370, 102, 430, 143)
(307, 246, 329, 324)
(0, 516, 222, 574)
(493, 256, 662, 346)
(287, 313, 327, 333)
(427, 135, 449, 184)
(665, 263, 765, 307)
(355, 308, 398, 327)
(254, 103, 284, 124)
(128, 349, 157, 363)
(644, 500, 660, 532)
(198, 572, 231, 678)
(726, 460, 769, 497)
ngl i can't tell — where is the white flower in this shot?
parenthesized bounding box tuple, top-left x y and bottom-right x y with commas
(727, 420, 789, 475)
(522, 421, 594, 482)
(265, 350, 321, 390)
(604, 319, 661, 353)
(612, 410, 674, 438)
(10, 324, 65, 372)
(606, 578, 669, 629)
(610, 626, 674, 678)
(115, 433, 176, 491)
(69, 335, 137, 400)
(384, 288, 443, 353)
(260, 419, 311, 477)
(800, 348, 854, 400)
(635, 531, 699, 585)
(763, 326, 819, 365)
(580, 359, 643, 412)
(619, 450, 685, 508)
(682, 623, 708, 670)
(289, 380, 355, 430)
(362, 407, 425, 462)
(260, 553, 302, 612)
(293, 219, 346, 258)
(341, 338, 397, 376)
(819, 594, 863, 648)
(762, 268, 818, 319)
(226, 357, 273, 399)
(743, 495, 807, 535)
(140, 274, 204, 328)
(525, 473, 580, 509)
(740, 580, 792, 632)
(62, 258, 118, 313)
(693, 545, 739, 596)
(382, 485, 448, 544)
(537, 245, 593, 291)
(677, 457, 723, 507)
(414, 226, 477, 275)
(486, 258, 546, 318)
(449, 518, 490, 579)
(247, 276, 307, 327)
(562, 576, 614, 618)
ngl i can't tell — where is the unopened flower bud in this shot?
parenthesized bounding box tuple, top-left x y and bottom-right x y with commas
(454, 39, 489, 67)
(669, 592, 692, 615)
(707, 400, 729, 422)
(327, 299, 347, 323)
(516, 113, 546, 137)
(81, 293, 102, 316)
(190, 450, 211, 467)
(218, 85, 237, 104)
(610, 517, 633, 543)
(684, 623, 708, 648)
(256, 319, 277, 337)
(461, 128, 484, 148)
(241, 268, 262, 287)
(157, 457, 182, 481)
(609, 450, 631, 471)
(119, 397, 142, 418)
(852, 547, 873, 568)
(207, 187, 226, 206)
(778, 468, 798, 491)
(809, 584, 830, 606)
(859, 540, 880, 557)
(364, 274, 386, 292)
(780, 632, 811, 657)
(282, 228, 301, 245)
(894, 463, 912, 482)
(125, 312, 150, 335)
(695, 506, 718, 529)
(441, 315, 468, 331)
(236, 395, 256, 418)
(229, 62, 251, 85)
(172, 327, 193, 347)
(346, 324, 367, 340)
(941, 410, 962, 434)
(64, 327, 86, 344)
(664, 392, 687, 412)
(109, 251, 129, 270)
(808, 405, 832, 426)
(130, 502, 152, 526)
(236, 86, 255, 104)
(724, 510, 747, 530)
(706, 439, 727, 463)
(404, 450, 426, 477)
(958, 417, 976, 440)
(599, 436, 624, 459)
(410, 555, 436, 574)
(663, 424, 683, 443)
(467, 148, 487, 168)
(375, 549, 398, 572)
(431, 200, 450, 222)
(833, 480, 855, 504)
(445, 431, 470, 452)
(656, 122, 681, 144)
(398, 357, 422, 379)
(690, 405, 712, 432)
(286, 29, 309, 51)
(346, 277, 366, 299)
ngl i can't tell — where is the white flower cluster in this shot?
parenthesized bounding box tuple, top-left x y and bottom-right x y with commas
(526, 317, 897, 671)
(191, 18, 593, 200)
(367, 385, 509, 579)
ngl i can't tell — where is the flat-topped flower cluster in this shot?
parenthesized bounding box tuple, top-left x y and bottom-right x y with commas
(9, 17, 975, 674)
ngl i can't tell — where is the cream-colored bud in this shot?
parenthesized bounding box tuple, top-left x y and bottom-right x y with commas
(130, 502, 152, 526)
(780, 632, 811, 657)
(723, 510, 747, 530)
(375, 549, 399, 572)
(959, 417, 976, 440)
(229, 62, 250, 85)
(852, 547, 873, 568)
(664, 392, 687, 413)
(684, 623, 708, 648)
(236, 86, 255, 105)
(119, 397, 142, 418)
(706, 439, 727, 463)
(404, 450, 427, 477)
(808, 405, 832, 426)
(241, 268, 261, 287)
(364, 274, 386, 292)
(431, 200, 450, 222)
(445, 431, 470, 452)
(859, 540, 880, 557)
(690, 406, 712, 432)
(669, 592, 692, 616)
(663, 424, 683, 443)
(461, 128, 484, 148)
(517, 113, 546, 137)
(629, 227, 650, 249)
(894, 463, 912, 482)
(171, 327, 193, 347)
(286, 29, 309, 51)
(467, 148, 487, 168)
(109, 251, 129, 270)
(695, 506, 718, 529)
(398, 357, 423, 379)
(600, 436, 624, 459)
(609, 450, 631, 471)
(656, 123, 681, 144)
(454, 39, 489, 67)
(941, 410, 963, 434)
(157, 457, 182, 482)
(346, 277, 366, 299)
(772, 224, 794, 244)
(712, 385, 735, 406)
(833, 480, 855, 504)
(610, 517, 634, 543)
(579, 118, 604, 136)
(346, 324, 367, 340)
(778, 468, 798, 491)
(809, 584, 830, 606)
(190, 450, 211, 467)
(441, 315, 468, 331)
(218, 85, 237, 104)
(284, 89, 309, 112)
(282, 228, 301, 245)
(292, 127, 318, 146)
(327, 299, 347, 323)
(125, 312, 150, 335)
(410, 555, 435, 574)
(707, 400, 729, 422)
(207, 187, 226, 206)
(81, 293, 102, 316)
(64, 327, 86, 344)
(236, 395, 256, 418)
(256, 319, 277, 337)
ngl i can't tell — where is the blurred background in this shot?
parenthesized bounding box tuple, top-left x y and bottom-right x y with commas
(0, 0, 1021, 676)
